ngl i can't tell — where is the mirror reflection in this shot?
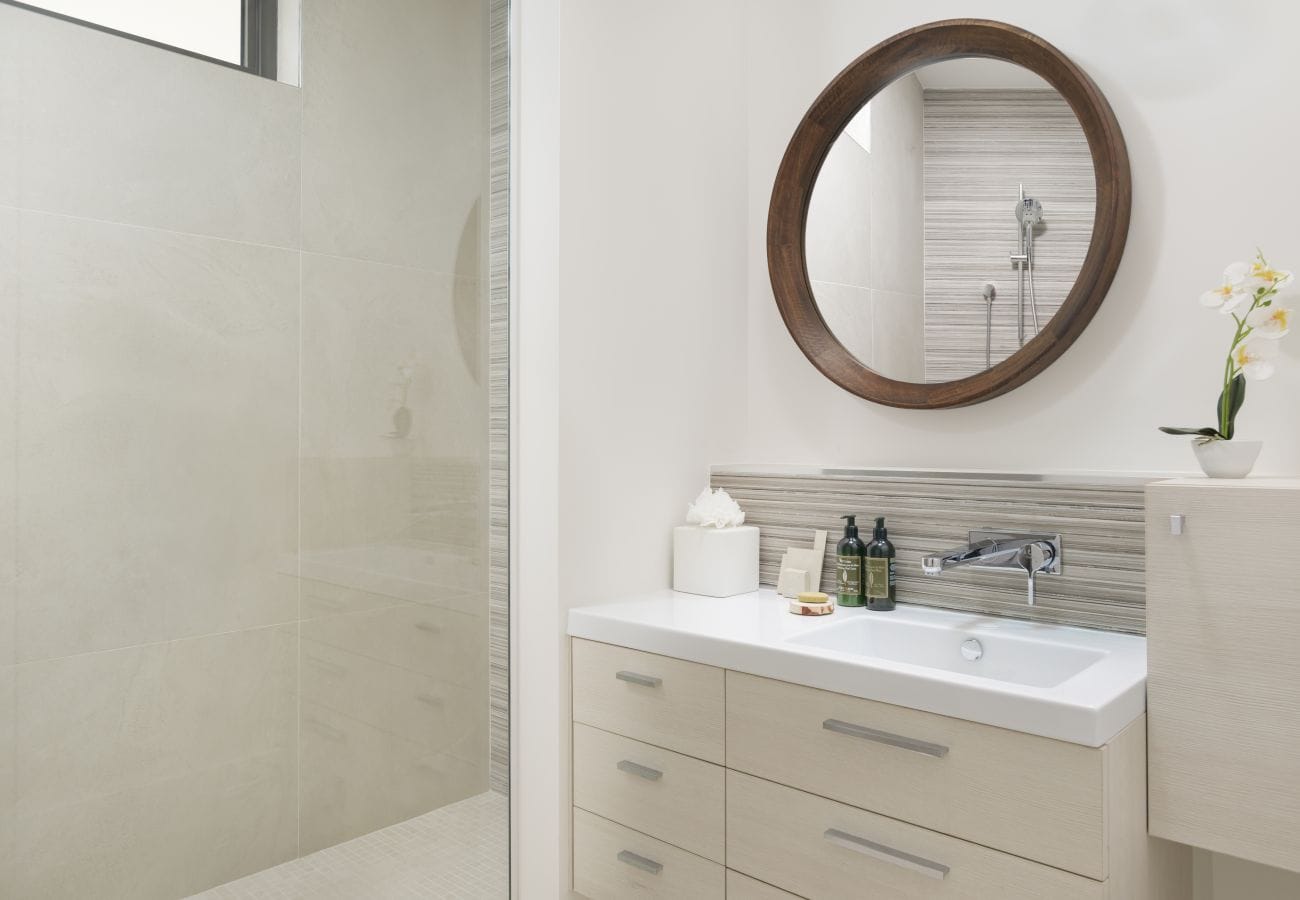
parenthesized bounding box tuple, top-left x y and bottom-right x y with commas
(806, 58, 1096, 383)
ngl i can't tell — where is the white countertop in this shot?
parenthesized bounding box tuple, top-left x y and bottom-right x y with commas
(567, 589, 1148, 747)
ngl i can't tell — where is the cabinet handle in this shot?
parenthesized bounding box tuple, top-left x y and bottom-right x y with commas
(616, 759, 664, 781)
(616, 849, 663, 875)
(822, 719, 948, 758)
(615, 670, 662, 688)
(1170, 514, 1185, 536)
(823, 828, 949, 880)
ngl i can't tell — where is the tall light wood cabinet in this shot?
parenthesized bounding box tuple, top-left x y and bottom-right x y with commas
(1146, 478, 1300, 873)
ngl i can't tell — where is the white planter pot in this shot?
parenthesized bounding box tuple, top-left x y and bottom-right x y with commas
(1193, 439, 1263, 479)
(672, 525, 760, 597)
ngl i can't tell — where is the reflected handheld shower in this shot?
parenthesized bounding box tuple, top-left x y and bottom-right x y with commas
(1011, 187, 1044, 345)
(1016, 197, 1043, 228)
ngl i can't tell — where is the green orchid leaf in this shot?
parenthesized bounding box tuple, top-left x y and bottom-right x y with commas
(1159, 426, 1223, 437)
(1217, 373, 1247, 439)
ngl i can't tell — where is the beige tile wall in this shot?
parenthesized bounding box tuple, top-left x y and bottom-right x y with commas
(0, 5, 301, 247)
(0, 0, 497, 896)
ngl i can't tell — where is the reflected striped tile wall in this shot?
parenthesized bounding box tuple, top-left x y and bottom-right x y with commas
(922, 89, 1095, 383)
(711, 467, 1149, 634)
(487, 0, 510, 796)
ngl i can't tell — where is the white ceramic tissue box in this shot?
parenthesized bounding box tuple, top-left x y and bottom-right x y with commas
(673, 525, 760, 597)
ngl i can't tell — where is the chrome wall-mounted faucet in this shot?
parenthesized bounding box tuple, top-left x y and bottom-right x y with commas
(921, 530, 1062, 606)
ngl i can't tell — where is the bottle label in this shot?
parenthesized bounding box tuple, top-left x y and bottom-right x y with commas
(836, 556, 862, 598)
(866, 557, 892, 599)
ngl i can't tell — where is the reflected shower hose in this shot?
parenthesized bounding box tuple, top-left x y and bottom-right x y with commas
(1024, 220, 1041, 336)
(1015, 195, 1044, 345)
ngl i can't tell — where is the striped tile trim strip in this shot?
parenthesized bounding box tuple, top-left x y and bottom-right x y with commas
(486, 0, 510, 796)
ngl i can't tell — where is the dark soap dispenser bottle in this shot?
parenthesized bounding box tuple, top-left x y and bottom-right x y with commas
(866, 516, 897, 611)
(836, 515, 866, 607)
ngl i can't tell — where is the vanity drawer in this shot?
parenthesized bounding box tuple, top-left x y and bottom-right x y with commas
(727, 771, 1104, 900)
(727, 870, 805, 899)
(725, 671, 1105, 878)
(573, 807, 724, 900)
(572, 639, 724, 763)
(573, 723, 725, 862)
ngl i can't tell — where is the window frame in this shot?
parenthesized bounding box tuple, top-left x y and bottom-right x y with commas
(1, 0, 279, 79)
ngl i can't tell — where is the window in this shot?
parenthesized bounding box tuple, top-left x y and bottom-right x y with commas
(6, 0, 279, 79)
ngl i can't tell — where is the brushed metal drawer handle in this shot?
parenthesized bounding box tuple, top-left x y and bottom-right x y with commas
(616, 759, 664, 781)
(823, 828, 950, 880)
(822, 719, 949, 758)
(616, 849, 663, 875)
(615, 670, 662, 688)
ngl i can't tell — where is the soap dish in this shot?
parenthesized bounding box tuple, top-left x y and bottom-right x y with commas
(789, 592, 835, 616)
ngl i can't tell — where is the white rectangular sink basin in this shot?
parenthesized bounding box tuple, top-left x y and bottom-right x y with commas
(785, 616, 1106, 689)
(567, 589, 1147, 746)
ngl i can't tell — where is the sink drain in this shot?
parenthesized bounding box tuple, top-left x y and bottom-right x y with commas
(960, 638, 984, 661)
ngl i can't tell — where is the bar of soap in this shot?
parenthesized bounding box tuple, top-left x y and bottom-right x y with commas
(789, 593, 834, 616)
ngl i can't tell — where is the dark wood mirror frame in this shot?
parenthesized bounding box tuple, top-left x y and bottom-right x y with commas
(768, 19, 1131, 409)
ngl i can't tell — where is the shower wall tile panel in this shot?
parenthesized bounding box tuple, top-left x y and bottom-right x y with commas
(0, 3, 301, 248)
(13, 211, 300, 663)
(922, 89, 1095, 383)
(8, 625, 299, 900)
(712, 468, 1148, 634)
(301, 0, 488, 273)
(807, 74, 924, 380)
(296, 0, 494, 853)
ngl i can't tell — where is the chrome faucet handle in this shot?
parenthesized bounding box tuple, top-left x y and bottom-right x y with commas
(1018, 540, 1057, 607)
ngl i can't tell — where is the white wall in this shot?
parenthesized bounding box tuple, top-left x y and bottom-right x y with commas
(743, 0, 1300, 477)
(513, 0, 748, 894)
(516, 0, 1300, 895)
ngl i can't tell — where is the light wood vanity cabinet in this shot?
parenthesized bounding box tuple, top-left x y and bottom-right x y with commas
(727, 671, 1106, 877)
(571, 639, 725, 763)
(571, 637, 1189, 899)
(1146, 478, 1300, 874)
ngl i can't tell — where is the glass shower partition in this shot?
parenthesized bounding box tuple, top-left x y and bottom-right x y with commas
(0, 0, 509, 896)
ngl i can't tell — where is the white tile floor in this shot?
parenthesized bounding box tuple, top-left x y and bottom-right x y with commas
(191, 791, 508, 900)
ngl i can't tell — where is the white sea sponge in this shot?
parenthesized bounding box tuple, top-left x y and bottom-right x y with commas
(685, 487, 746, 529)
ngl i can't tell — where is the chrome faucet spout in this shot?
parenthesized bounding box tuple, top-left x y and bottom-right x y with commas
(921, 540, 999, 575)
(920, 530, 1063, 606)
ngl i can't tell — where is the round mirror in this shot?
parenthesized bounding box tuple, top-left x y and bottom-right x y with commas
(769, 21, 1130, 408)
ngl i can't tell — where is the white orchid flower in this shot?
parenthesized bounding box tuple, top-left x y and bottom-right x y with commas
(1242, 258, 1294, 293)
(1233, 337, 1280, 380)
(1201, 263, 1251, 312)
(1246, 303, 1291, 339)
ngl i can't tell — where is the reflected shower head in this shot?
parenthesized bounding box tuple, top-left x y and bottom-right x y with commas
(1017, 197, 1043, 227)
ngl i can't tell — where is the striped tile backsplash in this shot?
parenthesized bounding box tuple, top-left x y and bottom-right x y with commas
(711, 466, 1150, 634)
